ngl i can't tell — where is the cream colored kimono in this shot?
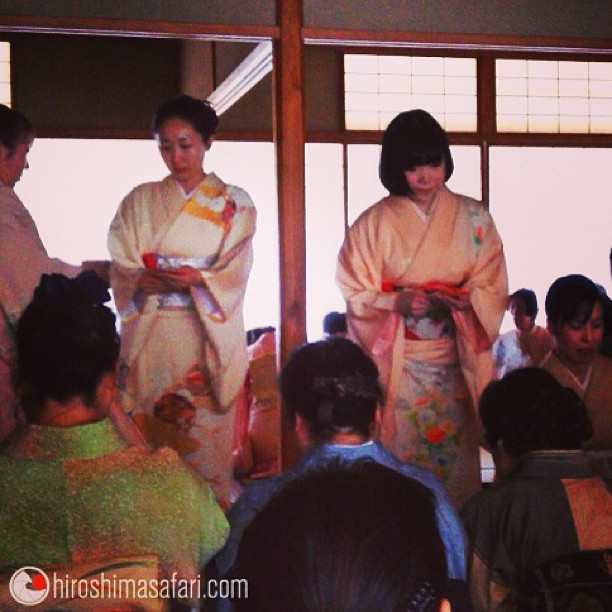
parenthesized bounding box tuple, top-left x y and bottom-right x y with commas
(0, 185, 79, 441)
(337, 186, 507, 506)
(108, 173, 256, 506)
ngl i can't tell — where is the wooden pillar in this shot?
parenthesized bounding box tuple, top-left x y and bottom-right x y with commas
(274, 0, 305, 469)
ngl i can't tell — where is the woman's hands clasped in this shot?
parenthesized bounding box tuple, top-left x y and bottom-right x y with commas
(137, 265, 203, 294)
(394, 287, 471, 316)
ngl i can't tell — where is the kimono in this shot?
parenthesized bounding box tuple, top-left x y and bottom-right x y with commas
(0, 185, 79, 441)
(460, 450, 612, 611)
(108, 173, 256, 507)
(541, 350, 612, 450)
(337, 186, 507, 507)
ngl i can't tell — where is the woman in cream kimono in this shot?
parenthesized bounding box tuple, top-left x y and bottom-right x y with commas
(108, 95, 256, 508)
(0, 105, 112, 442)
(337, 110, 507, 507)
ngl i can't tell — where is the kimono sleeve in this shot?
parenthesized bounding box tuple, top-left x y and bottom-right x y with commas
(465, 205, 508, 343)
(0, 206, 80, 325)
(195, 186, 256, 323)
(336, 204, 397, 313)
(107, 187, 151, 316)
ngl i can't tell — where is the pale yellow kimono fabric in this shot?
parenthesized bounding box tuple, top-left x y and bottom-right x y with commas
(337, 186, 507, 506)
(0, 185, 80, 441)
(108, 173, 256, 505)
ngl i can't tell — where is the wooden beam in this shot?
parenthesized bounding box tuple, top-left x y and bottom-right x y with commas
(0, 13, 278, 42)
(303, 28, 612, 54)
(274, 0, 305, 469)
(207, 41, 273, 115)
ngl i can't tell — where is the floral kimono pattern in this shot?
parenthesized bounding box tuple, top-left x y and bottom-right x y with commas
(337, 186, 507, 507)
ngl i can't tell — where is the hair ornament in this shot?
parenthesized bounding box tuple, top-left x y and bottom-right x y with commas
(407, 582, 437, 611)
(312, 374, 380, 401)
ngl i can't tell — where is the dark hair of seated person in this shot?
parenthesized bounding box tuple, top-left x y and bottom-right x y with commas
(278, 336, 383, 442)
(509, 288, 538, 319)
(322, 310, 347, 335)
(14, 271, 119, 423)
(544, 273, 603, 332)
(230, 460, 448, 612)
(479, 367, 593, 456)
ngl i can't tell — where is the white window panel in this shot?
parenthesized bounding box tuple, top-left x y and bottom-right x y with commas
(412, 74, 445, 94)
(528, 96, 558, 115)
(445, 76, 477, 95)
(559, 97, 589, 115)
(590, 62, 612, 79)
(412, 56, 445, 75)
(528, 78, 558, 97)
(378, 92, 411, 112)
(444, 57, 476, 76)
(345, 54, 378, 73)
(528, 114, 558, 132)
(497, 59, 526, 78)
(497, 114, 528, 132)
(496, 77, 527, 96)
(559, 78, 589, 97)
(497, 59, 612, 133)
(559, 115, 590, 133)
(444, 113, 477, 132)
(497, 96, 529, 115)
(590, 115, 612, 132)
(379, 55, 412, 74)
(590, 97, 612, 115)
(559, 61, 588, 79)
(446, 94, 477, 114)
(345, 110, 380, 130)
(528, 60, 557, 78)
(379, 74, 410, 93)
(345, 73, 378, 93)
(590, 80, 612, 97)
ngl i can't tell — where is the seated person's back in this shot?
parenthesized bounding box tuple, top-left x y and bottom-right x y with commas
(0, 272, 228, 587)
(214, 337, 468, 609)
(231, 461, 451, 612)
(460, 367, 612, 611)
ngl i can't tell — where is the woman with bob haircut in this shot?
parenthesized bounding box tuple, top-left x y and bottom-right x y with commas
(337, 109, 508, 507)
(541, 273, 611, 449)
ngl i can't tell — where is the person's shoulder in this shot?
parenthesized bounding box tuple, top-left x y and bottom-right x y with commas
(113, 445, 203, 487)
(367, 442, 450, 493)
(226, 184, 255, 208)
(594, 352, 612, 372)
(453, 192, 496, 224)
(348, 195, 401, 232)
(227, 472, 289, 522)
(117, 178, 171, 210)
(210, 174, 254, 210)
(460, 478, 518, 525)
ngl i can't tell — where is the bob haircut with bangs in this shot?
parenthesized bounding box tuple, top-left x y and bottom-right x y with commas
(379, 109, 454, 197)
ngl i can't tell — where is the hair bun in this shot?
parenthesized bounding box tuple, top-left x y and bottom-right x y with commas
(33, 271, 111, 306)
